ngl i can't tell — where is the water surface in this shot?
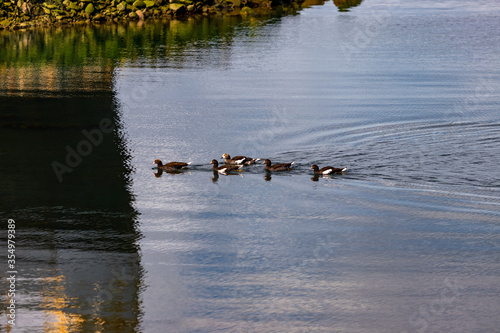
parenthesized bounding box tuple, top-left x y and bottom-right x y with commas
(1, 0, 500, 332)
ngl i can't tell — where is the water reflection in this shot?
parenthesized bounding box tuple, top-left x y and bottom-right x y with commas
(333, 0, 363, 12)
(0, 61, 141, 330)
(311, 173, 336, 181)
(0, 0, 328, 68)
(153, 168, 187, 177)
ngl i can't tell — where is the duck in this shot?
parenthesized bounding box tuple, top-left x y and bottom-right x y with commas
(310, 164, 347, 175)
(221, 153, 260, 165)
(211, 159, 243, 174)
(153, 159, 191, 171)
(263, 159, 295, 171)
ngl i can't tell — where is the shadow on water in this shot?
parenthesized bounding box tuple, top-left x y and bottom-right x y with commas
(0, 66, 142, 330)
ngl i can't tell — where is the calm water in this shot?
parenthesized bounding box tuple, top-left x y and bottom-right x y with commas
(1, 0, 500, 332)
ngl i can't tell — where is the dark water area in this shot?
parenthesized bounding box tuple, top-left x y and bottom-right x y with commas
(1, 0, 500, 332)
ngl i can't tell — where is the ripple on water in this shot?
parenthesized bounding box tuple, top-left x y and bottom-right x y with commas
(277, 120, 500, 190)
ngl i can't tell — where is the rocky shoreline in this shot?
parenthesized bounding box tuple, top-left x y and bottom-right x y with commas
(0, 0, 304, 30)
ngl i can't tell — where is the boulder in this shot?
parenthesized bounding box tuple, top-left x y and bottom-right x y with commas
(0, 18, 11, 27)
(116, 2, 126, 11)
(133, 0, 145, 8)
(84, 3, 94, 13)
(240, 6, 253, 14)
(19, 1, 32, 14)
(169, 3, 185, 14)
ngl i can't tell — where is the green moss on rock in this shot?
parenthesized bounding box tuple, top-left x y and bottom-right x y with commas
(116, 2, 126, 11)
(84, 3, 94, 13)
(240, 6, 252, 14)
(133, 0, 145, 8)
(169, 2, 185, 13)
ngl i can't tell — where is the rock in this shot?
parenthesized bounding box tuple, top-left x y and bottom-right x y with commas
(169, 3, 185, 14)
(143, 0, 155, 7)
(42, 3, 59, 9)
(186, 4, 194, 11)
(116, 2, 126, 11)
(128, 11, 137, 18)
(84, 3, 94, 13)
(0, 18, 11, 27)
(68, 2, 79, 10)
(240, 6, 253, 14)
(133, 0, 145, 8)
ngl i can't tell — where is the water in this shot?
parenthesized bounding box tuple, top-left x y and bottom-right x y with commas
(1, 0, 500, 332)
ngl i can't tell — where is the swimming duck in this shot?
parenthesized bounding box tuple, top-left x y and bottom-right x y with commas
(310, 164, 347, 175)
(221, 153, 260, 165)
(263, 159, 295, 171)
(153, 159, 191, 171)
(211, 159, 243, 174)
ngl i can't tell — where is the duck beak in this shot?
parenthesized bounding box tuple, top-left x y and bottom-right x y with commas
(310, 166, 313, 169)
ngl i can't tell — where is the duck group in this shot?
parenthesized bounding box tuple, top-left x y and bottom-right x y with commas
(154, 153, 347, 176)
